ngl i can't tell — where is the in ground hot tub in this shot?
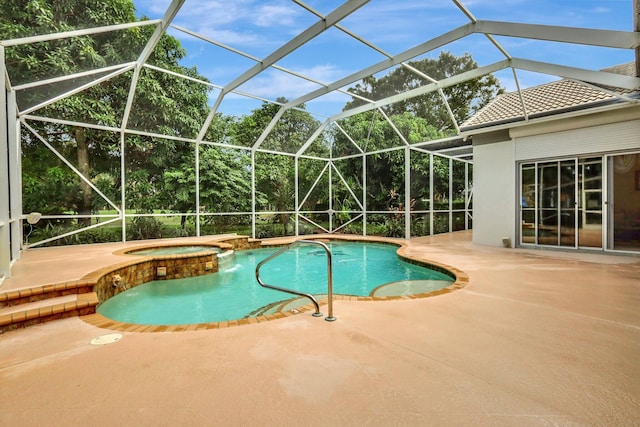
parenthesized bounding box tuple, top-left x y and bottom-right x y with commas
(126, 245, 221, 256)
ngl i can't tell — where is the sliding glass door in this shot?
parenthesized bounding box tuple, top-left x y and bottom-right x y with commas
(608, 153, 640, 252)
(519, 157, 603, 249)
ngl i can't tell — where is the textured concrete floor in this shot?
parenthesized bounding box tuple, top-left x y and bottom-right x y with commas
(1, 231, 639, 426)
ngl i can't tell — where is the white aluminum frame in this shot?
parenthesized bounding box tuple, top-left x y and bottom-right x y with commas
(0, 46, 11, 279)
(0, 0, 638, 273)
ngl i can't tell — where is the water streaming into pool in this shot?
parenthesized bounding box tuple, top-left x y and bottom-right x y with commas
(98, 242, 453, 325)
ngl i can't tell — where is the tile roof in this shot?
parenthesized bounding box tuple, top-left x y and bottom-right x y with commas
(601, 62, 637, 76)
(461, 62, 639, 130)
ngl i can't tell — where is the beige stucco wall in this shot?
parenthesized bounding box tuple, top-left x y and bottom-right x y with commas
(472, 139, 516, 247)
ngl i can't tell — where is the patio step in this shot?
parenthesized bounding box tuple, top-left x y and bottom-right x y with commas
(0, 291, 99, 334)
(0, 280, 95, 309)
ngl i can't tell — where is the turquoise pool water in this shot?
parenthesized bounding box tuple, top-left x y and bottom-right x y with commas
(98, 242, 454, 325)
(129, 245, 220, 255)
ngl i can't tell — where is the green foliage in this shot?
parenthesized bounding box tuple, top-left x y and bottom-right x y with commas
(200, 215, 251, 236)
(433, 213, 450, 234)
(197, 146, 252, 213)
(410, 214, 431, 237)
(298, 158, 330, 211)
(28, 222, 122, 246)
(27, 214, 201, 245)
(127, 216, 164, 240)
(232, 97, 324, 153)
(331, 111, 446, 212)
(236, 99, 324, 234)
(7, 0, 214, 223)
(22, 161, 81, 214)
(382, 216, 404, 238)
(388, 112, 444, 143)
(0, 0, 138, 80)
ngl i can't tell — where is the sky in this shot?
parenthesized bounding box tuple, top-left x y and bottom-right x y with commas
(132, 0, 636, 119)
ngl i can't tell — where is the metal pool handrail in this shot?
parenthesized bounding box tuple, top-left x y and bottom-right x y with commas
(255, 240, 336, 322)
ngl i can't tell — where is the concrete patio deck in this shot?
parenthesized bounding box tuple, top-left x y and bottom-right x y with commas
(1, 231, 639, 426)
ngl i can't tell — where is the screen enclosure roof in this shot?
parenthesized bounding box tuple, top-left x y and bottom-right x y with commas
(3, 0, 640, 159)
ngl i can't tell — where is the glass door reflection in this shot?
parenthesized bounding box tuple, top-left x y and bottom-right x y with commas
(608, 153, 640, 251)
(538, 162, 559, 245)
(520, 164, 536, 244)
(579, 158, 603, 248)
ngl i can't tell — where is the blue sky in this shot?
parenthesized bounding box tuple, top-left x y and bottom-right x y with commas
(133, 0, 636, 118)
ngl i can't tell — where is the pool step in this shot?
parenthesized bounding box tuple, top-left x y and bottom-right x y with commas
(0, 286, 99, 334)
(249, 296, 326, 318)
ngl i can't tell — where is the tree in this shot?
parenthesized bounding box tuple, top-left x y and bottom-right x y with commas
(344, 51, 504, 132)
(4, 0, 139, 219)
(124, 63, 212, 227)
(198, 113, 253, 221)
(234, 99, 323, 235)
(2, 0, 213, 230)
(331, 111, 448, 212)
(333, 52, 494, 235)
(162, 141, 253, 231)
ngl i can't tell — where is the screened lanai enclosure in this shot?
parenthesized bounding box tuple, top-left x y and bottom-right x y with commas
(2, 0, 639, 278)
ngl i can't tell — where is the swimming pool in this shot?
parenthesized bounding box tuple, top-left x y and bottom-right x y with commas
(98, 241, 454, 325)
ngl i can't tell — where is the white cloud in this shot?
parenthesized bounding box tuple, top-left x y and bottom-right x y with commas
(147, 0, 306, 52)
(336, 1, 468, 48)
(296, 64, 347, 82)
(236, 64, 347, 100)
(254, 3, 301, 27)
(194, 27, 261, 46)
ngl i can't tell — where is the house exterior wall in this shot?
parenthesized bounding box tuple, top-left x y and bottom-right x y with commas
(472, 138, 516, 247)
(470, 109, 640, 249)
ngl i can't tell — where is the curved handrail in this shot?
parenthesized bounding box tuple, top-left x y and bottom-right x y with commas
(255, 240, 335, 321)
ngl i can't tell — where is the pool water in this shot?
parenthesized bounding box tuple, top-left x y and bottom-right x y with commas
(129, 245, 220, 256)
(98, 242, 453, 325)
